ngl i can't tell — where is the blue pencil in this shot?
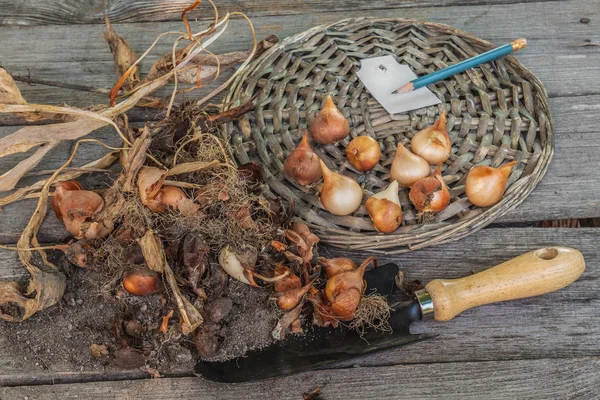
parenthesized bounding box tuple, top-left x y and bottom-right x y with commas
(391, 38, 527, 94)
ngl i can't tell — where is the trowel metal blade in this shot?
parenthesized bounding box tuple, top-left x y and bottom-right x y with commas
(356, 55, 441, 114)
(194, 264, 433, 383)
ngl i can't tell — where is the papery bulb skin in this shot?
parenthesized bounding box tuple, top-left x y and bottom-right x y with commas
(411, 111, 451, 165)
(283, 132, 322, 185)
(123, 270, 162, 296)
(390, 143, 431, 188)
(159, 186, 187, 209)
(309, 94, 350, 145)
(466, 160, 517, 207)
(409, 165, 450, 213)
(59, 190, 105, 238)
(319, 160, 363, 216)
(346, 136, 381, 171)
(319, 257, 357, 278)
(275, 279, 315, 311)
(52, 180, 83, 219)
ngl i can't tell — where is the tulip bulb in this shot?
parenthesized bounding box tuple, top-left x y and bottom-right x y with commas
(52, 180, 83, 219)
(466, 160, 517, 207)
(59, 190, 105, 238)
(309, 94, 350, 144)
(346, 136, 381, 171)
(390, 143, 430, 188)
(283, 132, 322, 185)
(366, 181, 403, 233)
(123, 270, 162, 296)
(274, 279, 315, 311)
(319, 257, 356, 278)
(319, 160, 363, 216)
(409, 165, 450, 213)
(324, 257, 375, 321)
(411, 111, 451, 164)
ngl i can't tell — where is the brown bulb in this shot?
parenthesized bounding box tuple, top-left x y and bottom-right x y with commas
(346, 136, 381, 171)
(123, 270, 162, 296)
(366, 181, 403, 233)
(309, 94, 350, 144)
(409, 165, 450, 213)
(466, 161, 517, 207)
(52, 180, 83, 219)
(411, 111, 451, 165)
(59, 190, 104, 238)
(319, 257, 356, 278)
(283, 131, 322, 185)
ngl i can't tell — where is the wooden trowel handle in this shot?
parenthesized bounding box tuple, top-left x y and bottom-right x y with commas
(424, 247, 585, 321)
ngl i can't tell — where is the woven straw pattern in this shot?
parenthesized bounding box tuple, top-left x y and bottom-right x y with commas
(222, 18, 554, 254)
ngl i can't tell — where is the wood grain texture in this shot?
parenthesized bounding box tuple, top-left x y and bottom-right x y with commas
(0, 0, 571, 25)
(2, 357, 598, 399)
(0, 227, 598, 379)
(1, 94, 598, 244)
(0, 0, 598, 107)
(425, 246, 586, 321)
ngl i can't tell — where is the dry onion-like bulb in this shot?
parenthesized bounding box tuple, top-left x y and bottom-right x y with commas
(137, 167, 167, 212)
(324, 257, 375, 321)
(319, 160, 363, 216)
(466, 160, 517, 207)
(390, 143, 431, 188)
(218, 245, 258, 286)
(346, 136, 381, 172)
(283, 131, 322, 185)
(52, 180, 83, 219)
(123, 269, 162, 296)
(411, 111, 451, 164)
(274, 279, 315, 311)
(309, 94, 350, 145)
(409, 165, 450, 213)
(319, 257, 356, 278)
(365, 180, 403, 233)
(59, 190, 105, 238)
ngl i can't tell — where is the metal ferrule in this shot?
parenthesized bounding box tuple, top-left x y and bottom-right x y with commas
(415, 289, 434, 320)
(510, 38, 528, 51)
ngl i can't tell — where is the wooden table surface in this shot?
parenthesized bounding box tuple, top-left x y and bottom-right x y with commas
(1, 0, 599, 398)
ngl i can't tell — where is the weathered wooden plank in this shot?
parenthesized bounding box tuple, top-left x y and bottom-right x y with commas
(1, 93, 598, 242)
(2, 357, 599, 399)
(0, 0, 571, 26)
(0, 227, 597, 380)
(0, 0, 598, 109)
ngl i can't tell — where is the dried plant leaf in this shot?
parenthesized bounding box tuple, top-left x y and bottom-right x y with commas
(104, 17, 140, 91)
(146, 35, 278, 83)
(138, 230, 203, 334)
(0, 143, 57, 192)
(0, 152, 118, 209)
(167, 160, 220, 176)
(0, 272, 66, 322)
(137, 230, 166, 273)
(0, 67, 26, 105)
(0, 118, 106, 192)
(122, 127, 151, 192)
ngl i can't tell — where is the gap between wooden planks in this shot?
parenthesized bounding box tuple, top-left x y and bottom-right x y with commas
(0, 0, 576, 25)
(1, 93, 598, 238)
(1, 357, 599, 399)
(0, 0, 598, 106)
(0, 227, 598, 386)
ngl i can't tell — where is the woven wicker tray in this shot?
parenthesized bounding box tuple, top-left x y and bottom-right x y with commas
(221, 18, 554, 254)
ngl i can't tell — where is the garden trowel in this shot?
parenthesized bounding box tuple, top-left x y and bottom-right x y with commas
(195, 247, 585, 383)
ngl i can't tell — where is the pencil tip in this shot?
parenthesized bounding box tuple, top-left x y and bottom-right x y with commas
(391, 90, 398, 95)
(398, 82, 414, 93)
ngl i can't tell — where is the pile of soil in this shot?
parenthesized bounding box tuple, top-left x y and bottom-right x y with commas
(1, 258, 279, 374)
